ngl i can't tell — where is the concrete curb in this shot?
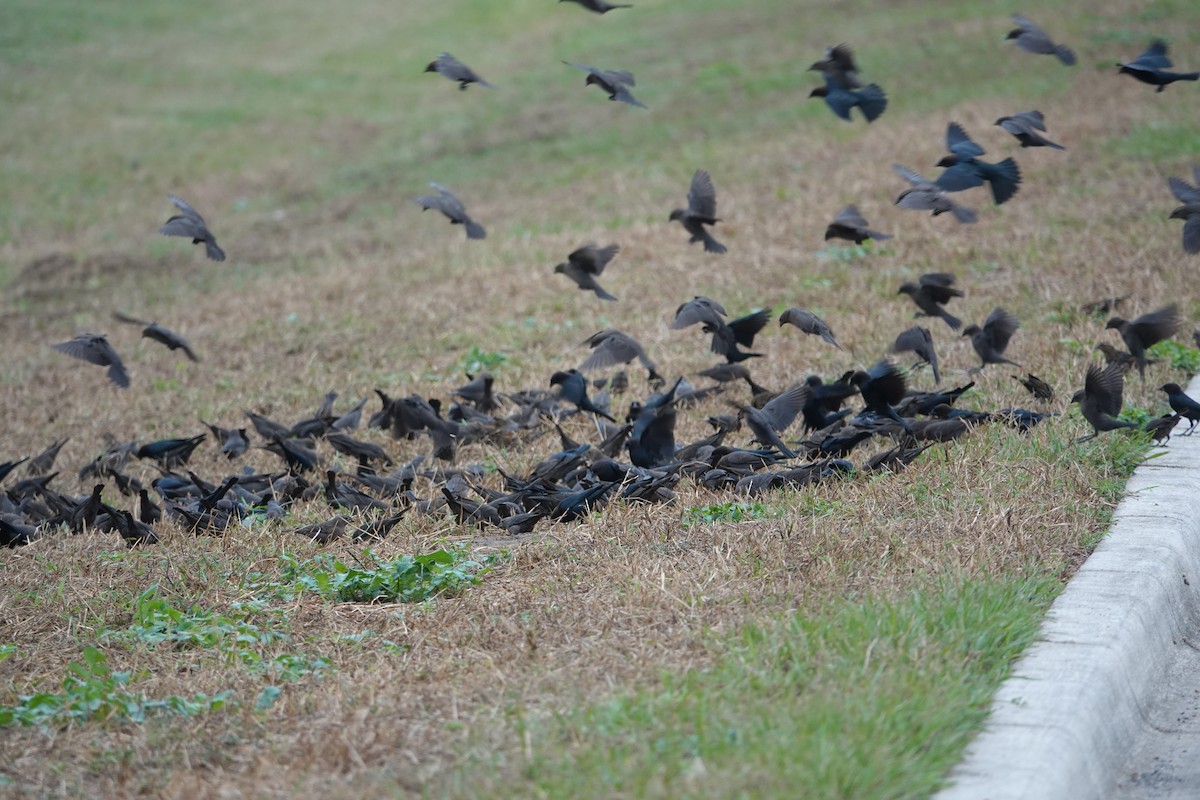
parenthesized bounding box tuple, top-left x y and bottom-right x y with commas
(935, 376, 1200, 800)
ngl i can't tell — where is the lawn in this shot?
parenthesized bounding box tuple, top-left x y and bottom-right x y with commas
(1, 0, 1198, 797)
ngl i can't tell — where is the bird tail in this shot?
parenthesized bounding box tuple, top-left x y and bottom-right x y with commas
(465, 220, 487, 240)
(950, 202, 978, 224)
(856, 84, 888, 123)
(702, 233, 728, 254)
(1055, 45, 1077, 66)
(986, 158, 1022, 205)
(206, 241, 226, 261)
(1179, 71, 1200, 82)
(1045, 137, 1066, 151)
(938, 309, 962, 331)
(594, 286, 618, 302)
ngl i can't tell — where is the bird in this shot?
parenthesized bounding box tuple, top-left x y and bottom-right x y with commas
(135, 434, 207, 468)
(808, 78, 887, 123)
(554, 244, 620, 301)
(1168, 166, 1200, 255)
(891, 327, 940, 384)
(1006, 14, 1076, 66)
(850, 361, 912, 434)
(897, 273, 963, 330)
(995, 110, 1065, 150)
(563, 62, 646, 108)
(1071, 364, 1138, 442)
(550, 369, 616, 422)
(669, 169, 726, 254)
(823, 204, 892, 244)
(672, 297, 767, 363)
(808, 44, 864, 89)
(1145, 413, 1183, 445)
(578, 330, 663, 385)
(893, 164, 978, 224)
(737, 384, 811, 458)
(1105, 305, 1181, 380)
(52, 333, 129, 388)
(159, 194, 225, 262)
(112, 311, 200, 362)
(202, 421, 249, 459)
(424, 53, 493, 90)
(1117, 40, 1198, 92)
(1013, 373, 1054, 401)
(414, 183, 486, 240)
(935, 123, 1022, 205)
(962, 308, 1021, 373)
(779, 307, 843, 350)
(1159, 383, 1200, 435)
(558, 0, 632, 12)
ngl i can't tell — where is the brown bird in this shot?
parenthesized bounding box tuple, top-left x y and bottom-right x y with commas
(52, 333, 129, 388)
(995, 110, 1065, 150)
(555, 244, 619, 301)
(1094, 343, 1148, 374)
(160, 194, 225, 262)
(893, 164, 978, 224)
(1006, 14, 1075, 66)
(1168, 166, 1200, 255)
(669, 170, 726, 254)
(1105, 305, 1181, 380)
(579, 329, 663, 384)
(1145, 413, 1183, 445)
(414, 183, 486, 240)
(963, 308, 1020, 373)
(824, 204, 892, 244)
(1013, 373, 1054, 401)
(897, 272, 963, 330)
(1071, 363, 1137, 442)
(424, 53, 493, 90)
(112, 311, 200, 362)
(779, 307, 843, 350)
(892, 326, 939, 384)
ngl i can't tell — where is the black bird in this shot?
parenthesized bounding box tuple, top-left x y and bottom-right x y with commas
(160, 194, 225, 262)
(112, 311, 200, 362)
(808, 44, 864, 89)
(850, 361, 912, 434)
(738, 384, 810, 458)
(136, 435, 207, 468)
(550, 369, 616, 422)
(1117, 40, 1199, 92)
(1105, 305, 1181, 380)
(559, 0, 631, 13)
(563, 62, 646, 108)
(802, 373, 859, 432)
(1168, 166, 1200, 255)
(935, 123, 1022, 205)
(897, 272, 963, 330)
(26, 438, 68, 475)
(414, 183, 486, 240)
(453, 373, 498, 413)
(672, 297, 767, 363)
(808, 77, 887, 123)
(52, 333, 129, 388)
(963, 308, 1020, 373)
(579, 329, 663, 384)
(424, 53, 493, 90)
(1159, 383, 1200, 435)
(995, 110, 1065, 150)
(1013, 373, 1054, 401)
(891, 326, 940, 384)
(69, 484, 106, 534)
(202, 421, 249, 459)
(1072, 363, 1137, 442)
(555, 243, 620, 300)
(669, 170, 726, 254)
(824, 204, 892, 244)
(893, 164, 978, 224)
(779, 307, 843, 350)
(1006, 14, 1076, 66)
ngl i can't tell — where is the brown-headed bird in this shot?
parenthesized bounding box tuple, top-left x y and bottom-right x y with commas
(1006, 14, 1076, 66)
(779, 307, 843, 350)
(995, 110, 1065, 150)
(963, 308, 1020, 373)
(936, 123, 1022, 205)
(424, 53, 493, 90)
(824, 204, 892, 244)
(555, 244, 619, 301)
(563, 62, 646, 108)
(893, 164, 978, 224)
(1168, 166, 1200, 255)
(1117, 40, 1198, 92)
(52, 333, 129, 388)
(414, 183, 486, 240)
(1105, 305, 1181, 380)
(897, 272, 963, 330)
(892, 326, 939, 384)
(112, 311, 200, 362)
(160, 194, 225, 262)
(579, 329, 663, 385)
(669, 170, 726, 254)
(1071, 363, 1137, 442)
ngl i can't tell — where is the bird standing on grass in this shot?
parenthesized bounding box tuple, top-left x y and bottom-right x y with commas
(669, 170, 726, 254)
(160, 194, 225, 262)
(414, 183, 486, 240)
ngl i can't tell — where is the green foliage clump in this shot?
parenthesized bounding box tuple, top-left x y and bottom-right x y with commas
(280, 548, 492, 603)
(1148, 339, 1200, 374)
(682, 502, 770, 526)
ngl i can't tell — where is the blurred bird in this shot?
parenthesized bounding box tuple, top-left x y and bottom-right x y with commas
(1105, 305, 1181, 380)
(26, 438, 68, 476)
(673, 297, 767, 363)
(136, 434, 207, 468)
(1013, 373, 1054, 401)
(935, 123, 1022, 205)
(550, 369, 616, 421)
(414, 183, 486, 240)
(1159, 382, 1200, 435)
(737, 384, 811, 458)
(892, 326, 940, 384)
(1094, 343, 1152, 375)
(779, 307, 843, 350)
(897, 272, 963, 330)
(995, 110, 1065, 150)
(1072, 364, 1137, 442)
(1117, 39, 1198, 91)
(202, 421, 249, 459)
(963, 308, 1021, 373)
(52, 333, 129, 388)
(1145, 413, 1182, 445)
(1006, 14, 1076, 66)
(559, 0, 631, 12)
(669, 169, 726, 254)
(424, 53, 493, 90)
(850, 361, 912, 434)
(808, 44, 864, 89)
(809, 78, 887, 123)
(112, 311, 200, 362)
(563, 62, 646, 108)
(554, 243, 620, 300)
(159, 194, 225, 262)
(579, 329, 663, 385)
(1168, 166, 1200, 255)
(893, 164, 978, 224)
(824, 204, 892, 244)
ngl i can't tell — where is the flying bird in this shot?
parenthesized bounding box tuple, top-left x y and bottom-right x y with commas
(559, 0, 631, 12)
(563, 62, 647, 108)
(1006, 14, 1076, 66)
(554, 243, 620, 300)
(52, 333, 129, 388)
(160, 194, 225, 262)
(1105, 305, 1182, 380)
(1072, 363, 1137, 442)
(550, 369, 616, 421)
(779, 307, 843, 350)
(1168, 166, 1200, 255)
(850, 361, 912, 433)
(414, 183, 486, 240)
(808, 78, 887, 123)
(1117, 39, 1199, 91)
(897, 272, 963, 330)
(578, 330, 663, 385)
(112, 311, 200, 362)
(935, 123, 1022, 205)
(669, 169, 726, 254)
(892, 326, 940, 384)
(893, 165, 978, 224)
(808, 44, 864, 89)
(995, 110, 1065, 150)
(962, 308, 1021, 373)
(424, 53, 493, 90)
(824, 204, 892, 244)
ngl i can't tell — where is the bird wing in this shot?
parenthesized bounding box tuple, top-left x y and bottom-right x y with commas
(1015, 110, 1047, 131)
(159, 215, 204, 238)
(167, 194, 204, 222)
(1084, 363, 1125, 418)
(415, 184, 466, 219)
(53, 335, 114, 367)
(601, 69, 636, 87)
(687, 169, 719, 218)
(866, 361, 908, 405)
(935, 162, 985, 192)
(1133, 39, 1173, 69)
(673, 297, 726, 329)
(832, 204, 869, 229)
(1169, 176, 1200, 203)
(728, 308, 771, 347)
(571, 243, 619, 275)
(983, 308, 1020, 352)
(893, 163, 934, 187)
(759, 384, 811, 432)
(1130, 305, 1181, 347)
(1010, 15, 1056, 55)
(113, 310, 151, 327)
(1184, 214, 1200, 256)
(892, 326, 932, 358)
(946, 122, 986, 158)
(580, 332, 640, 371)
(563, 60, 600, 75)
(435, 53, 479, 82)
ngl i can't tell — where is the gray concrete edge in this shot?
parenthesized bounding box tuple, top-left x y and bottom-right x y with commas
(935, 375, 1200, 800)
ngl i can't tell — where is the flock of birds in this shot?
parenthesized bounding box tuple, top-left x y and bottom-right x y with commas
(6, 9, 1200, 550)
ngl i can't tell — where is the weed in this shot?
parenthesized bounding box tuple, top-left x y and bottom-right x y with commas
(277, 548, 493, 603)
(682, 502, 770, 526)
(1148, 340, 1200, 374)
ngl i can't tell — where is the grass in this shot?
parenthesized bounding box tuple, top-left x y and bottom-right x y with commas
(0, 0, 1197, 797)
